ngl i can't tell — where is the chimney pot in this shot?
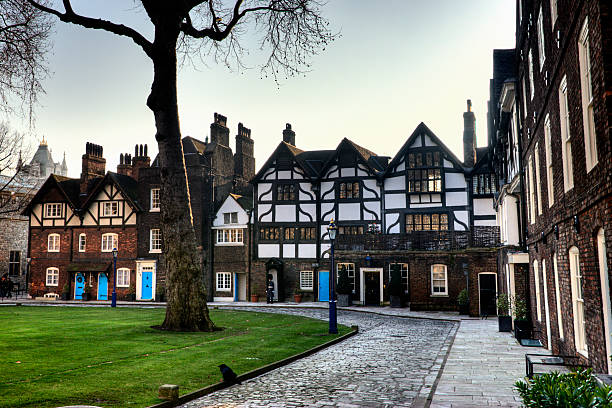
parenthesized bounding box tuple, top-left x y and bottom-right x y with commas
(282, 123, 296, 146)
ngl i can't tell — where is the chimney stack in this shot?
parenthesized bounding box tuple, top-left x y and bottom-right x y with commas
(80, 142, 106, 196)
(463, 99, 476, 167)
(210, 113, 230, 146)
(117, 153, 133, 177)
(282, 123, 295, 146)
(234, 122, 255, 183)
(131, 144, 150, 181)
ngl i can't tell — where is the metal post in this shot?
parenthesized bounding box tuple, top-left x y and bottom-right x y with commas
(111, 248, 117, 307)
(329, 239, 338, 334)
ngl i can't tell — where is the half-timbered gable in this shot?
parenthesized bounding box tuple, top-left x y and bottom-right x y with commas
(80, 173, 140, 228)
(470, 149, 497, 227)
(26, 175, 80, 229)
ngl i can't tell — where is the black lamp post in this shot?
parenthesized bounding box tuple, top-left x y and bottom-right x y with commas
(328, 220, 338, 334)
(111, 247, 117, 308)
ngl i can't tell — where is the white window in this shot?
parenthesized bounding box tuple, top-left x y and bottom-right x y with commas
(534, 260, 542, 321)
(300, 271, 314, 291)
(544, 115, 554, 207)
(117, 268, 130, 287)
(559, 76, 574, 191)
(522, 77, 528, 121)
(101, 233, 118, 252)
(150, 228, 162, 253)
(528, 157, 536, 223)
(337, 263, 355, 292)
(528, 49, 535, 100)
(535, 143, 543, 215)
(44, 203, 62, 218)
(431, 264, 447, 296)
(78, 233, 86, 252)
(48, 233, 60, 252)
(223, 212, 238, 224)
(216, 228, 244, 245)
(578, 18, 597, 172)
(102, 201, 119, 217)
(550, 0, 557, 28)
(150, 188, 160, 212)
(389, 263, 409, 293)
(46, 267, 59, 286)
(216, 272, 231, 292)
(553, 253, 564, 340)
(537, 6, 545, 69)
(569, 246, 588, 356)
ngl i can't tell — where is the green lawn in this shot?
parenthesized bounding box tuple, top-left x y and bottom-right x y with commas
(0, 306, 349, 408)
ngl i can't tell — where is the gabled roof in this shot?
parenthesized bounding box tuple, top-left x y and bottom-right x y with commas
(81, 172, 143, 212)
(22, 174, 80, 215)
(319, 138, 385, 178)
(252, 141, 311, 182)
(472, 147, 493, 174)
(385, 122, 464, 174)
(229, 193, 253, 211)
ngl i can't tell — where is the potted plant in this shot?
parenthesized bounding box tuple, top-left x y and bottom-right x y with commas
(457, 289, 469, 315)
(127, 282, 136, 301)
(250, 284, 260, 303)
(61, 282, 70, 300)
(156, 284, 166, 302)
(82, 283, 92, 301)
(497, 293, 512, 332)
(389, 264, 403, 308)
(336, 265, 352, 307)
(513, 295, 531, 340)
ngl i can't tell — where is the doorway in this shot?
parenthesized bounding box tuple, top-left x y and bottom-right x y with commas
(97, 273, 108, 300)
(479, 273, 497, 316)
(360, 268, 383, 306)
(74, 273, 85, 300)
(318, 270, 329, 301)
(235, 273, 247, 301)
(268, 268, 279, 301)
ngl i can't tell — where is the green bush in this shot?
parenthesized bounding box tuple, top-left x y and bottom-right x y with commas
(515, 369, 612, 407)
(497, 293, 511, 316)
(513, 295, 528, 320)
(457, 289, 469, 306)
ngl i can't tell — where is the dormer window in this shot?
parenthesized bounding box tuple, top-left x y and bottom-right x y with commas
(44, 203, 62, 218)
(223, 212, 238, 224)
(102, 201, 119, 217)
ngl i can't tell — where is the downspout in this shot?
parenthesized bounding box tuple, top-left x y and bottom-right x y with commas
(247, 208, 253, 300)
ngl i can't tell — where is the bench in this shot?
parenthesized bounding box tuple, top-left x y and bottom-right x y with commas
(43, 293, 59, 300)
(525, 353, 583, 378)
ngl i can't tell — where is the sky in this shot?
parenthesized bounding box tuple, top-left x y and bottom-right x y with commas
(9, 1, 516, 178)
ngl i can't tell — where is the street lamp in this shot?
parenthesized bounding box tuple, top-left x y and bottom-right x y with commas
(327, 220, 338, 334)
(111, 247, 118, 308)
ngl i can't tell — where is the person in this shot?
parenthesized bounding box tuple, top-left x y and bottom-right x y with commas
(266, 274, 275, 304)
(0, 274, 8, 298)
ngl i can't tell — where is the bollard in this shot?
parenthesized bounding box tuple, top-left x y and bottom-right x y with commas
(158, 384, 179, 401)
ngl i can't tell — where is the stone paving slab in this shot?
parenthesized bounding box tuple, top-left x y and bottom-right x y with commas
(180, 307, 457, 408)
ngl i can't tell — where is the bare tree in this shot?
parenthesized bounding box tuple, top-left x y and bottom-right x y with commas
(0, 0, 52, 119)
(25, 0, 336, 331)
(0, 122, 36, 216)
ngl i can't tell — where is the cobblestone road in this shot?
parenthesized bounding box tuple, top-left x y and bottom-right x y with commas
(181, 308, 457, 408)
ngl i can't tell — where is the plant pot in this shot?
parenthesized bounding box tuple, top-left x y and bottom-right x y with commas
(514, 319, 531, 340)
(498, 315, 512, 332)
(337, 293, 351, 307)
(458, 303, 470, 315)
(128, 293, 136, 301)
(390, 295, 403, 308)
(250, 294, 259, 303)
(61, 293, 69, 301)
(294, 294, 303, 303)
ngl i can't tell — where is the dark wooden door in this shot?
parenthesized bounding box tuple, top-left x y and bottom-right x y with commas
(364, 272, 380, 306)
(479, 274, 497, 316)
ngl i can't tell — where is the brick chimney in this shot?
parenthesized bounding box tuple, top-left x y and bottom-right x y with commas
(80, 142, 106, 196)
(282, 123, 295, 146)
(234, 122, 255, 182)
(131, 144, 150, 181)
(210, 113, 230, 146)
(463, 99, 476, 167)
(117, 153, 133, 177)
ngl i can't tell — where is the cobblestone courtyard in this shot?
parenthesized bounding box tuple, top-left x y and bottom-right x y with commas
(182, 308, 458, 408)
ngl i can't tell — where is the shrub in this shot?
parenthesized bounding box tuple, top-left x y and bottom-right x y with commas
(497, 293, 511, 316)
(457, 289, 469, 306)
(513, 295, 528, 320)
(515, 368, 612, 407)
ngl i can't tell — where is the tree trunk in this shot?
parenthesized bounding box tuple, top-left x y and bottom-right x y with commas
(148, 22, 215, 332)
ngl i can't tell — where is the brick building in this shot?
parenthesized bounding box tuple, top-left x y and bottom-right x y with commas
(506, 0, 612, 373)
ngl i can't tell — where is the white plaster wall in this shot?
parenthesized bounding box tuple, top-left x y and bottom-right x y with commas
(283, 244, 295, 258)
(321, 203, 334, 221)
(357, 166, 368, 177)
(320, 182, 335, 200)
(277, 170, 292, 180)
(410, 138, 422, 148)
(385, 213, 400, 233)
(258, 183, 273, 200)
(474, 198, 495, 216)
(454, 211, 469, 230)
(258, 244, 279, 258)
(424, 135, 436, 146)
(445, 173, 466, 189)
(363, 201, 380, 220)
(325, 165, 339, 179)
(385, 176, 405, 190)
(292, 167, 304, 179)
(299, 183, 315, 200)
(258, 204, 273, 222)
(431, 194, 442, 203)
(338, 203, 360, 221)
(299, 204, 316, 221)
(341, 167, 355, 177)
(298, 244, 317, 259)
(262, 167, 275, 180)
(125, 213, 136, 224)
(362, 179, 379, 199)
(411, 203, 443, 208)
(474, 219, 497, 227)
(213, 196, 249, 227)
(446, 192, 468, 206)
(385, 194, 406, 209)
(443, 159, 454, 168)
(397, 161, 405, 172)
(275, 205, 296, 222)
(320, 242, 331, 258)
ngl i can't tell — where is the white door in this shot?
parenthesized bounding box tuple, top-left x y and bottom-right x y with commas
(597, 229, 612, 373)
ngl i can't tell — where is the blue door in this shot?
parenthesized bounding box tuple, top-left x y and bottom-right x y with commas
(141, 271, 153, 300)
(97, 273, 108, 300)
(74, 273, 85, 300)
(318, 271, 329, 302)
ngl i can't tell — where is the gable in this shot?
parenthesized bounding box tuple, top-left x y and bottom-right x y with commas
(213, 196, 249, 227)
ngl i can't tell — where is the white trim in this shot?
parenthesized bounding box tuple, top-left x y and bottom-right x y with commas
(149, 228, 162, 253)
(101, 233, 118, 252)
(534, 260, 541, 321)
(559, 76, 574, 192)
(553, 253, 564, 340)
(102, 201, 119, 217)
(116, 268, 130, 287)
(150, 188, 160, 212)
(569, 246, 588, 357)
(537, 6, 545, 70)
(431, 264, 448, 296)
(597, 229, 612, 373)
(44, 203, 62, 218)
(216, 272, 232, 292)
(78, 233, 86, 252)
(47, 233, 60, 252)
(45, 267, 59, 286)
(300, 270, 314, 291)
(578, 17, 597, 172)
(136, 261, 156, 301)
(542, 260, 552, 350)
(359, 268, 383, 305)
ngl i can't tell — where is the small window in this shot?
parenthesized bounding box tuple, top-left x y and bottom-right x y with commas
(431, 265, 447, 296)
(259, 227, 280, 241)
(339, 182, 360, 199)
(406, 213, 448, 232)
(46, 267, 59, 286)
(559, 76, 574, 191)
(284, 227, 295, 241)
(150, 188, 160, 212)
(338, 225, 364, 235)
(117, 268, 130, 287)
(569, 246, 588, 356)
(223, 212, 239, 224)
(528, 49, 535, 101)
(44, 203, 62, 218)
(216, 272, 231, 292)
(300, 271, 314, 291)
(389, 263, 409, 293)
(102, 201, 119, 217)
(337, 263, 355, 293)
(8, 251, 20, 276)
(48, 234, 60, 252)
(407, 169, 442, 192)
(150, 229, 162, 253)
(101, 233, 118, 252)
(299, 227, 317, 240)
(78, 234, 86, 252)
(276, 184, 295, 201)
(216, 228, 244, 244)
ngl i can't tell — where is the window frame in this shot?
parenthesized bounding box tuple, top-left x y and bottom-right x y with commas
(569, 246, 588, 356)
(337, 263, 355, 293)
(528, 49, 535, 100)
(299, 270, 314, 291)
(117, 268, 130, 287)
(389, 263, 409, 294)
(216, 272, 232, 292)
(150, 188, 160, 212)
(338, 181, 361, 199)
(8, 251, 20, 276)
(535, 143, 543, 215)
(78, 233, 86, 252)
(431, 264, 448, 296)
(544, 115, 554, 207)
(276, 184, 296, 201)
(534, 260, 542, 321)
(578, 18, 597, 172)
(537, 6, 546, 70)
(216, 228, 244, 245)
(47, 233, 60, 252)
(553, 252, 564, 340)
(102, 201, 119, 217)
(150, 228, 162, 253)
(46, 267, 59, 286)
(101, 233, 118, 253)
(405, 213, 448, 232)
(44, 203, 62, 218)
(559, 76, 574, 191)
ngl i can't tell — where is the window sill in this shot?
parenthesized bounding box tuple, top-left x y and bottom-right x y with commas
(577, 349, 589, 359)
(149, 208, 160, 212)
(215, 243, 244, 246)
(149, 249, 162, 254)
(216, 289, 232, 293)
(117, 285, 130, 288)
(430, 294, 448, 297)
(47, 250, 60, 253)
(46, 284, 58, 287)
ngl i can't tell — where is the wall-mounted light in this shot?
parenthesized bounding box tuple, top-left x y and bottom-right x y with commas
(573, 215, 580, 233)
(541, 231, 546, 245)
(365, 254, 372, 267)
(554, 225, 559, 239)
